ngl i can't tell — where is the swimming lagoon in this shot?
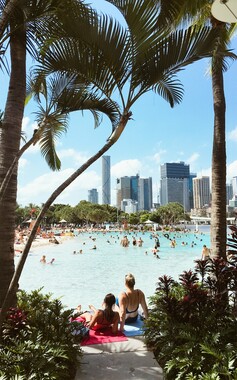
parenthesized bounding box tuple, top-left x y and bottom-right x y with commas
(15, 226, 210, 310)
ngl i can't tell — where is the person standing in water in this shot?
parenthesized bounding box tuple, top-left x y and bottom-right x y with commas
(201, 245, 211, 260)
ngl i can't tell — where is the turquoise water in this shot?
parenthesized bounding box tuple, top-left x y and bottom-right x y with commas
(15, 226, 210, 310)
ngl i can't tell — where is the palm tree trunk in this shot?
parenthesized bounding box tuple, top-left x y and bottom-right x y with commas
(210, 57, 227, 259)
(0, 114, 129, 329)
(0, 23, 26, 307)
(0, 0, 21, 36)
(0, 136, 34, 202)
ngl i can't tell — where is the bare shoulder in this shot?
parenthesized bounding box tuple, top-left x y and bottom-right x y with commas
(119, 291, 127, 300)
(95, 309, 103, 317)
(138, 289, 145, 299)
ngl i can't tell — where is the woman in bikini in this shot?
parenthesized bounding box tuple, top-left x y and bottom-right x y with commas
(117, 273, 149, 332)
(76, 293, 120, 334)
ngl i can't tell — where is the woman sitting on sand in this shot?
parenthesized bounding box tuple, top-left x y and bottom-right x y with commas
(117, 273, 148, 332)
(75, 293, 120, 334)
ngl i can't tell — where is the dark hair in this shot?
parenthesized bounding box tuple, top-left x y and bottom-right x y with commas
(104, 293, 116, 323)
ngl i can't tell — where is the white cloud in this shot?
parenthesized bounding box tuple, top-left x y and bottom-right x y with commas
(21, 116, 30, 132)
(197, 167, 211, 178)
(152, 150, 167, 164)
(22, 117, 37, 136)
(227, 160, 237, 182)
(19, 158, 28, 169)
(111, 159, 142, 178)
(17, 168, 101, 206)
(58, 148, 89, 166)
(228, 127, 237, 142)
(193, 160, 237, 185)
(187, 153, 200, 164)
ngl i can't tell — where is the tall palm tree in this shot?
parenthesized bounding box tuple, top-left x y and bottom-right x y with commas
(152, 0, 237, 259)
(0, 0, 222, 322)
(0, 0, 99, 307)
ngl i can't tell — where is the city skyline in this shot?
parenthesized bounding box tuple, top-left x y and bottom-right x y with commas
(87, 160, 236, 212)
(1, 1, 237, 207)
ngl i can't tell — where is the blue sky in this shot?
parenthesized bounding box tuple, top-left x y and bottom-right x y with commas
(1, 1, 237, 207)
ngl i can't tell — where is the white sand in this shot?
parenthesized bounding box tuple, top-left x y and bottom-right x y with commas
(14, 235, 72, 252)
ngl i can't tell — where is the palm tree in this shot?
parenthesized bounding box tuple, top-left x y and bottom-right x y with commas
(0, 0, 100, 307)
(0, 0, 222, 325)
(152, 0, 237, 259)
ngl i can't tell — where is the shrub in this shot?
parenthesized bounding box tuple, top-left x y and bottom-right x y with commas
(0, 289, 83, 380)
(145, 256, 237, 379)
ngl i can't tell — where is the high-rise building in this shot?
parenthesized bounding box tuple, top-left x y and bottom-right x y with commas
(193, 176, 211, 209)
(226, 183, 233, 204)
(88, 188, 98, 204)
(139, 177, 153, 211)
(232, 176, 237, 196)
(116, 174, 152, 211)
(121, 199, 138, 214)
(160, 162, 190, 211)
(189, 172, 197, 209)
(116, 176, 131, 208)
(229, 195, 237, 208)
(102, 155, 111, 205)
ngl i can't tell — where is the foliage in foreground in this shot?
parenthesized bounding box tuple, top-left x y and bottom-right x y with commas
(145, 254, 237, 379)
(0, 289, 83, 380)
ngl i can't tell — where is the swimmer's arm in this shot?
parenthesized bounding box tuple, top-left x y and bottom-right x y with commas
(112, 312, 119, 334)
(119, 294, 127, 331)
(139, 290, 149, 319)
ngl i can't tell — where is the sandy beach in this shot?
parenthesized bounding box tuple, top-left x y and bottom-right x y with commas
(14, 234, 73, 253)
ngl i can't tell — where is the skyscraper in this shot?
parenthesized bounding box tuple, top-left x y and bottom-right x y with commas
(102, 155, 111, 205)
(139, 177, 153, 211)
(226, 183, 233, 204)
(160, 162, 190, 211)
(88, 188, 99, 204)
(116, 176, 134, 208)
(193, 176, 211, 209)
(116, 174, 152, 211)
(232, 176, 237, 196)
(189, 172, 197, 209)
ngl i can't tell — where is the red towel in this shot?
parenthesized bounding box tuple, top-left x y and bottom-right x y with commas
(81, 328, 128, 346)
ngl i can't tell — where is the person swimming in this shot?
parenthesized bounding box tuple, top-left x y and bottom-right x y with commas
(40, 255, 46, 263)
(117, 273, 148, 332)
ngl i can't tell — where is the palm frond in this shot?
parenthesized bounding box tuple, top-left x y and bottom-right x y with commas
(56, 84, 120, 129)
(106, 0, 161, 45)
(34, 108, 68, 170)
(130, 25, 225, 106)
(35, 6, 131, 98)
(149, 0, 211, 30)
(153, 75, 184, 107)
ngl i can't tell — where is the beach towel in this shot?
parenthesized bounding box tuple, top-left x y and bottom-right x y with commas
(81, 328, 128, 346)
(123, 316, 146, 337)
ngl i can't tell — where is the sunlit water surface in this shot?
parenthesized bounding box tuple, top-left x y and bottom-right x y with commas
(15, 226, 211, 310)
